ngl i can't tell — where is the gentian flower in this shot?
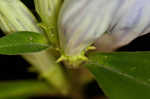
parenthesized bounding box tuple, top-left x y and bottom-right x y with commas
(59, 0, 150, 57)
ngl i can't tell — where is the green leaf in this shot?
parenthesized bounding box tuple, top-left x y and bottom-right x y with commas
(0, 31, 49, 55)
(6, 96, 28, 99)
(85, 52, 150, 99)
(0, 80, 54, 98)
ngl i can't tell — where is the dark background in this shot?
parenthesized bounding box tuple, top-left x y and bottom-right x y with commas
(0, 0, 150, 99)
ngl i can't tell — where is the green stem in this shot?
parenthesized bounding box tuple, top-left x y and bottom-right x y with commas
(22, 50, 70, 95)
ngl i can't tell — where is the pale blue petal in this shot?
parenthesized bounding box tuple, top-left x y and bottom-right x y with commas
(96, 0, 150, 51)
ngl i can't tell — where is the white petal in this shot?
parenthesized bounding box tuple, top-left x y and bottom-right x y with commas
(59, 0, 119, 56)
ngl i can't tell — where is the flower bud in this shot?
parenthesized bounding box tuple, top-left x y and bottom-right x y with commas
(34, 0, 62, 25)
(95, 0, 150, 52)
(0, 0, 41, 34)
(34, 0, 63, 46)
(58, 0, 119, 56)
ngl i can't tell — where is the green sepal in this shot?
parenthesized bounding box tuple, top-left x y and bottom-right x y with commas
(58, 46, 96, 68)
